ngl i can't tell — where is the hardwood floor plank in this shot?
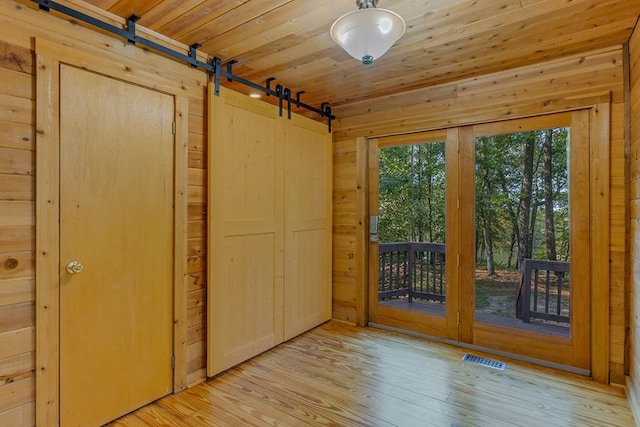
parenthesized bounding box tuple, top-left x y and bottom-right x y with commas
(219, 362, 397, 427)
(112, 320, 634, 426)
(285, 330, 555, 426)
(212, 375, 335, 426)
(238, 351, 500, 426)
(311, 324, 635, 425)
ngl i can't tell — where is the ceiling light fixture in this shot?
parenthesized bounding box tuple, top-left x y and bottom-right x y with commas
(330, 0, 406, 65)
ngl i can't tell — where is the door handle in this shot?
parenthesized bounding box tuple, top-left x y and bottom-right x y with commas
(370, 215, 379, 242)
(66, 261, 84, 275)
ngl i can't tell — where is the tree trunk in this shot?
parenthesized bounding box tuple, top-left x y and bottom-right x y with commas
(482, 168, 496, 275)
(483, 213, 495, 275)
(507, 231, 516, 268)
(517, 136, 535, 268)
(529, 201, 538, 258)
(542, 129, 557, 260)
(409, 145, 416, 241)
(498, 169, 520, 268)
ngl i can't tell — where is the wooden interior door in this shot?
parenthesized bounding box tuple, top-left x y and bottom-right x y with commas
(208, 87, 285, 376)
(59, 65, 174, 426)
(368, 130, 460, 341)
(283, 115, 332, 340)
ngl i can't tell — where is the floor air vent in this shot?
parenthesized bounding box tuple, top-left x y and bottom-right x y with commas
(462, 354, 506, 371)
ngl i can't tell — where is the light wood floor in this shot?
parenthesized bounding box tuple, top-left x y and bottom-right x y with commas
(111, 321, 635, 426)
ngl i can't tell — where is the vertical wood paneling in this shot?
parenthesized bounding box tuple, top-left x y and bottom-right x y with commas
(627, 24, 640, 422)
(332, 137, 359, 324)
(333, 46, 627, 384)
(186, 90, 207, 386)
(591, 103, 611, 383)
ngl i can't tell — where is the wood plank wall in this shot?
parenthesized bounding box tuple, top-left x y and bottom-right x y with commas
(0, 1, 208, 422)
(332, 45, 628, 385)
(628, 24, 640, 421)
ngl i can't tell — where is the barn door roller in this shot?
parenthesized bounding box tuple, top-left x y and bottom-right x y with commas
(32, 0, 336, 132)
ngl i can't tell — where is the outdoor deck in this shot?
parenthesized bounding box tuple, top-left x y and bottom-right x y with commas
(378, 242, 571, 338)
(379, 298, 570, 337)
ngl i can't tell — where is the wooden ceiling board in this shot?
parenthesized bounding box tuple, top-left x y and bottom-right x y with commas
(195, 2, 348, 54)
(107, 0, 165, 17)
(333, 47, 622, 119)
(156, 0, 261, 40)
(82, 0, 118, 9)
(36, 0, 640, 112)
(238, 22, 634, 108)
(136, 0, 212, 30)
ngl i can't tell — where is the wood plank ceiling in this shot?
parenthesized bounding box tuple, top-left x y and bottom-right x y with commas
(71, 0, 640, 113)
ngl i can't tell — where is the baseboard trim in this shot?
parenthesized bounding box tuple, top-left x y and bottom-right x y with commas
(368, 322, 591, 376)
(626, 376, 640, 426)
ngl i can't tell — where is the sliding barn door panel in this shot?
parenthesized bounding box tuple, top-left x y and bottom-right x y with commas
(284, 116, 332, 340)
(208, 87, 332, 375)
(208, 87, 284, 376)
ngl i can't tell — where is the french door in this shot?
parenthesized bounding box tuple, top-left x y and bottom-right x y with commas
(369, 111, 592, 371)
(368, 129, 460, 341)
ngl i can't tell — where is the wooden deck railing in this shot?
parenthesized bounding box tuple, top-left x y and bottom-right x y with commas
(378, 242, 446, 302)
(517, 259, 570, 324)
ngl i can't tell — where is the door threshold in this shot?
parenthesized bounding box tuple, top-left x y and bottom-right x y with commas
(368, 322, 591, 377)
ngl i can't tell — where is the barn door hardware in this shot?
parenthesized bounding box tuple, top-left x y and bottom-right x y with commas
(284, 88, 292, 119)
(275, 84, 284, 117)
(225, 60, 238, 82)
(189, 43, 202, 68)
(31, 0, 336, 133)
(321, 103, 333, 132)
(266, 78, 277, 96)
(212, 57, 222, 97)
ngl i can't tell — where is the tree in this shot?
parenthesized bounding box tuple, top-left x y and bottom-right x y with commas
(542, 129, 557, 260)
(516, 135, 536, 269)
(378, 141, 446, 244)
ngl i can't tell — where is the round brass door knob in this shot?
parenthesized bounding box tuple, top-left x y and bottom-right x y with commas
(66, 261, 84, 275)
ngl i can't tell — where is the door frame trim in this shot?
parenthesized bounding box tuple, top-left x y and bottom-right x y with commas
(361, 104, 610, 382)
(35, 39, 189, 426)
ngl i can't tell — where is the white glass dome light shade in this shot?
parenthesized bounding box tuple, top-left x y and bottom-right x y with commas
(330, 8, 406, 65)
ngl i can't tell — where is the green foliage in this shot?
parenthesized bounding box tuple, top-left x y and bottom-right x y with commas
(379, 142, 446, 243)
(377, 127, 570, 266)
(475, 128, 570, 264)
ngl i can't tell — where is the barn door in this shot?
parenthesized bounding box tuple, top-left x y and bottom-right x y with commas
(283, 114, 332, 340)
(207, 87, 285, 376)
(59, 65, 174, 426)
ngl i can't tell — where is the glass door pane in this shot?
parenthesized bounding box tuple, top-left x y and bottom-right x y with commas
(378, 141, 447, 315)
(474, 127, 571, 337)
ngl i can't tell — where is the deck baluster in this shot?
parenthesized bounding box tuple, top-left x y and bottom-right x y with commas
(556, 272, 563, 316)
(533, 268, 539, 315)
(519, 259, 570, 324)
(544, 270, 551, 314)
(408, 246, 414, 303)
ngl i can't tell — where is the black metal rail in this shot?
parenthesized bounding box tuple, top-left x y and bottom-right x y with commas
(517, 259, 570, 324)
(32, 0, 335, 132)
(378, 242, 446, 303)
